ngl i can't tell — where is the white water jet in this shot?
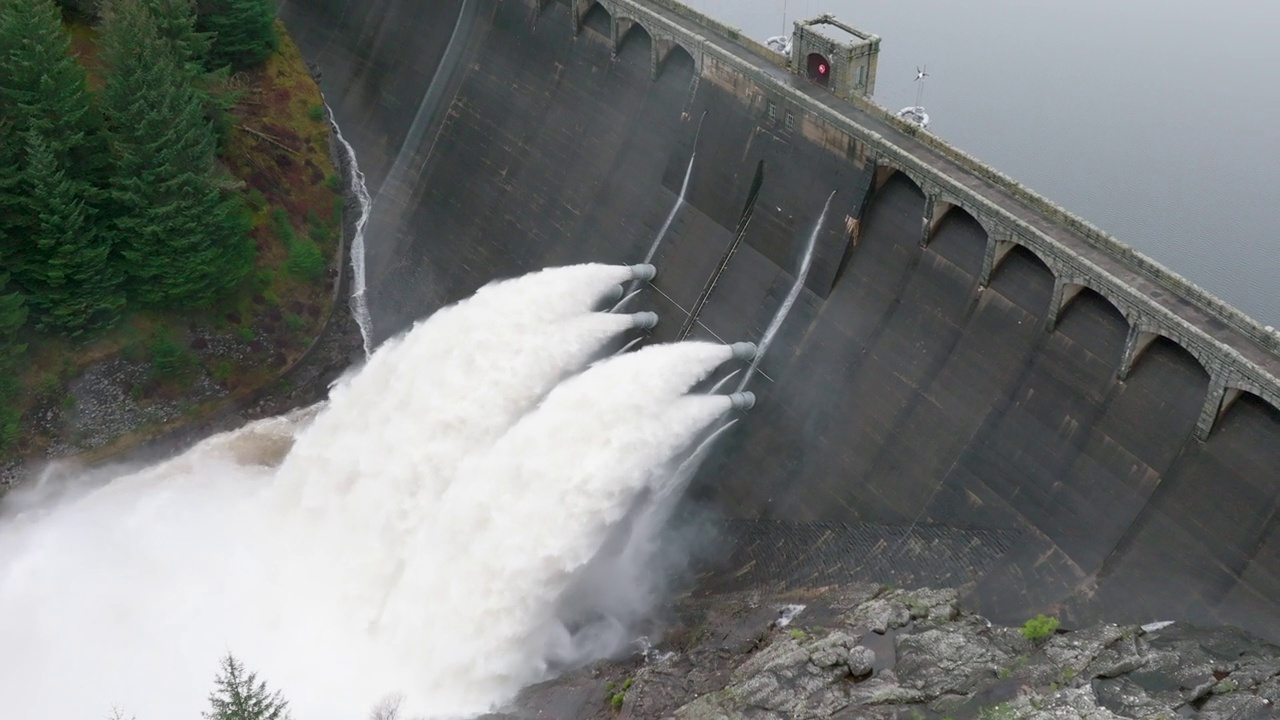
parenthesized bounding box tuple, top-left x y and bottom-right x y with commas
(329, 107, 375, 356)
(0, 264, 742, 720)
(639, 112, 705, 267)
(550, 416, 741, 665)
(738, 190, 837, 391)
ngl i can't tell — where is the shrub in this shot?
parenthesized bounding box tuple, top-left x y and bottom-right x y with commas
(1020, 614, 1060, 642)
(246, 188, 267, 211)
(307, 103, 324, 122)
(149, 327, 189, 378)
(270, 207, 296, 246)
(0, 405, 19, 451)
(253, 268, 274, 294)
(211, 361, 233, 382)
(325, 173, 341, 192)
(285, 239, 325, 283)
(308, 222, 329, 244)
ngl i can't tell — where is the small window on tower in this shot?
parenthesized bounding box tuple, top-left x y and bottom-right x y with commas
(785, 111, 795, 131)
(768, 101, 778, 121)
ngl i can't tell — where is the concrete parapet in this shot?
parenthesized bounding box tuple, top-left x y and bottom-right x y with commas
(592, 0, 1280, 441)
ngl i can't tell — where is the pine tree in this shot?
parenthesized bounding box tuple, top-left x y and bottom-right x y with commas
(0, 273, 28, 450)
(0, 0, 114, 278)
(53, 0, 98, 20)
(203, 653, 293, 720)
(18, 131, 125, 334)
(196, 0, 277, 71)
(144, 0, 212, 74)
(100, 0, 253, 308)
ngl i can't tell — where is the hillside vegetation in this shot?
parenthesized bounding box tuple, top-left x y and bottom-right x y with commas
(0, 0, 343, 458)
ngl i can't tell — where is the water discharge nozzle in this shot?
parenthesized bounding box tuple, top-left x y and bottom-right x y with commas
(603, 284, 625, 303)
(626, 263, 657, 282)
(728, 342, 757, 361)
(726, 391, 756, 411)
(628, 312, 659, 330)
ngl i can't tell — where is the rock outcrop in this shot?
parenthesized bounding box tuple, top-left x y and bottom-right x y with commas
(484, 584, 1280, 719)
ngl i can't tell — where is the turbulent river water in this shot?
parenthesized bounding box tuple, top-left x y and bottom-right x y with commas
(0, 264, 753, 720)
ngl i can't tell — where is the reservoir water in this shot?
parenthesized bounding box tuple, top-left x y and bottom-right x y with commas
(686, 0, 1280, 325)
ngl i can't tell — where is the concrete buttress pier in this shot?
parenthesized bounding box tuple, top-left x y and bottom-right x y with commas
(280, 0, 1280, 640)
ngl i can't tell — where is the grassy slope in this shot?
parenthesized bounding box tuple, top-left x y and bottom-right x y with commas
(13, 22, 343, 458)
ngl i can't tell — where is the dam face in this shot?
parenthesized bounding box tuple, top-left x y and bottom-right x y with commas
(280, 0, 1280, 638)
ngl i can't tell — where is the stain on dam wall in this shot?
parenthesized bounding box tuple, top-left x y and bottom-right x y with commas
(279, 0, 1280, 639)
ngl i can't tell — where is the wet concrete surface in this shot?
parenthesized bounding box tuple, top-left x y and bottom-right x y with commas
(278, 0, 1280, 640)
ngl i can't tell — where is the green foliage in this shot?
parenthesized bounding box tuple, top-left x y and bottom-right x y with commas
(789, 628, 807, 641)
(53, 0, 99, 20)
(203, 652, 293, 720)
(211, 359, 232, 381)
(16, 131, 125, 334)
(325, 173, 341, 192)
(100, 0, 254, 308)
(307, 103, 324, 122)
(978, 703, 1016, 720)
(246, 187, 266, 210)
(149, 326, 189, 378)
(196, 0, 279, 72)
(0, 0, 124, 334)
(142, 0, 211, 70)
(285, 239, 324, 282)
(0, 274, 28, 352)
(605, 677, 633, 712)
(0, 273, 29, 451)
(270, 207, 295, 244)
(273, 208, 324, 282)
(1020, 614, 1060, 642)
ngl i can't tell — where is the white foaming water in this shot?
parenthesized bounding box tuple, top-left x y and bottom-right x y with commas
(0, 264, 744, 720)
(738, 190, 836, 391)
(329, 107, 375, 356)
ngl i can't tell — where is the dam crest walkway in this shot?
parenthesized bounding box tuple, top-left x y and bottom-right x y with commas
(574, 0, 1280, 440)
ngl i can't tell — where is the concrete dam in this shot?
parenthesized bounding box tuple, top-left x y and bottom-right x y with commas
(280, 0, 1280, 639)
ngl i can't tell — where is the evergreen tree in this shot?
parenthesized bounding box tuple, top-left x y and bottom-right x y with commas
(0, 273, 28, 450)
(100, 0, 253, 308)
(18, 131, 124, 334)
(53, 0, 98, 20)
(144, 0, 211, 74)
(195, 0, 277, 71)
(203, 653, 293, 720)
(0, 0, 113, 274)
(133, 0, 239, 154)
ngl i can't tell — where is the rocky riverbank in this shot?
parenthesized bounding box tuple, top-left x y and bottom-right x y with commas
(485, 584, 1280, 719)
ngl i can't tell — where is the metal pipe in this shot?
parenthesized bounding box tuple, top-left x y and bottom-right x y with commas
(628, 311, 659, 330)
(626, 263, 657, 282)
(726, 391, 756, 411)
(728, 342, 757, 361)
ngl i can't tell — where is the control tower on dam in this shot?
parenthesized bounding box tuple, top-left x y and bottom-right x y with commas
(280, 0, 1280, 638)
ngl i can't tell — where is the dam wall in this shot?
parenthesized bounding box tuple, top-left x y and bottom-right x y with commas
(278, 0, 1280, 640)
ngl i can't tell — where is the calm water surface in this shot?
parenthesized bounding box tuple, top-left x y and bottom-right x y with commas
(684, 0, 1280, 325)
